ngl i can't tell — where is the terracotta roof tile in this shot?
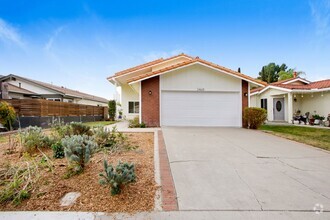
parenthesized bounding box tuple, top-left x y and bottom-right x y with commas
(126, 56, 267, 86)
(107, 53, 194, 80)
(251, 79, 330, 94)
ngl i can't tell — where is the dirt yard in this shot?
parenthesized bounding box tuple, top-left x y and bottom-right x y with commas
(0, 132, 156, 212)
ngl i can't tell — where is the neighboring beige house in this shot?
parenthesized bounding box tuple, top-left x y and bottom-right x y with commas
(250, 77, 330, 122)
(107, 53, 265, 127)
(0, 74, 108, 106)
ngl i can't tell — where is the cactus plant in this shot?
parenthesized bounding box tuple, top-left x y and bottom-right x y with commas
(99, 160, 136, 195)
(62, 135, 97, 172)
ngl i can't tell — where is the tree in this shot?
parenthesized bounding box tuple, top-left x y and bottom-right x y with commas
(108, 100, 116, 121)
(278, 69, 306, 81)
(0, 101, 16, 130)
(258, 63, 297, 83)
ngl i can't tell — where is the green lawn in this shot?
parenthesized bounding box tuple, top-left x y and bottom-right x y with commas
(82, 121, 116, 127)
(260, 125, 330, 151)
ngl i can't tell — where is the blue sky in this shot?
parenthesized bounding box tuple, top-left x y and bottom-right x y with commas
(0, 0, 329, 99)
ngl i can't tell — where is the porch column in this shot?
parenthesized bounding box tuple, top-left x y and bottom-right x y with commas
(287, 92, 293, 123)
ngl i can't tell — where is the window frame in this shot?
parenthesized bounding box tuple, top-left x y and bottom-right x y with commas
(128, 101, 140, 114)
(261, 98, 267, 110)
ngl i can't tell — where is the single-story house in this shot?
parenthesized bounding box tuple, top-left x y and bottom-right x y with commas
(107, 53, 266, 127)
(0, 74, 108, 106)
(250, 76, 330, 122)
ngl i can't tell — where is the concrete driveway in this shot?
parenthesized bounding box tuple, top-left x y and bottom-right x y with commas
(162, 127, 330, 213)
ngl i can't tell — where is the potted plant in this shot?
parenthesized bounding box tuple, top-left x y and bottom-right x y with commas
(118, 110, 123, 119)
(309, 115, 315, 126)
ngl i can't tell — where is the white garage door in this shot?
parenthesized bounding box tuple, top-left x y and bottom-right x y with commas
(161, 91, 241, 127)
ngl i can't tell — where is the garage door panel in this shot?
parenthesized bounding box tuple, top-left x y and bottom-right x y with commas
(161, 91, 240, 127)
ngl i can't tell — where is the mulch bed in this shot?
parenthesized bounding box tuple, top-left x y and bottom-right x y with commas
(0, 132, 156, 212)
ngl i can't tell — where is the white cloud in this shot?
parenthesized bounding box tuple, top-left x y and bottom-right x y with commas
(0, 18, 24, 47)
(309, 0, 330, 38)
(142, 49, 189, 62)
(44, 26, 65, 52)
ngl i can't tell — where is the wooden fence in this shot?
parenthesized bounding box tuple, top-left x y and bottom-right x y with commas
(2, 99, 108, 117)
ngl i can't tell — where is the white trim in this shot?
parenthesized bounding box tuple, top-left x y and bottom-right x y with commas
(251, 86, 330, 96)
(159, 75, 162, 127)
(108, 55, 193, 81)
(248, 83, 251, 107)
(282, 78, 310, 85)
(139, 81, 142, 124)
(128, 62, 266, 87)
(239, 80, 243, 127)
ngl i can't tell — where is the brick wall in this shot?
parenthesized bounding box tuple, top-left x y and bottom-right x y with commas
(141, 76, 160, 127)
(242, 80, 249, 128)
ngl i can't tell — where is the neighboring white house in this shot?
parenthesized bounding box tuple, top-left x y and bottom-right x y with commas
(107, 53, 266, 127)
(0, 74, 108, 106)
(250, 77, 330, 122)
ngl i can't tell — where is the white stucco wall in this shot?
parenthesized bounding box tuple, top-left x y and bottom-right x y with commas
(75, 99, 108, 107)
(160, 64, 241, 92)
(7, 79, 57, 94)
(120, 84, 140, 120)
(251, 89, 330, 122)
(250, 88, 288, 121)
(298, 92, 330, 117)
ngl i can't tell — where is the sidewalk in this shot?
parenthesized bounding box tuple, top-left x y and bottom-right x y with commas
(104, 120, 160, 132)
(1, 211, 329, 220)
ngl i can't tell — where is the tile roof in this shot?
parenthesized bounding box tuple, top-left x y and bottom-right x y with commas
(2, 75, 108, 103)
(126, 56, 267, 86)
(8, 83, 35, 95)
(108, 53, 194, 79)
(251, 79, 330, 94)
(270, 77, 309, 85)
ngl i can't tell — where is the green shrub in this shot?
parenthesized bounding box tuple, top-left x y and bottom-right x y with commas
(128, 116, 146, 128)
(243, 107, 267, 129)
(62, 135, 97, 173)
(93, 126, 132, 152)
(18, 126, 53, 153)
(50, 119, 72, 139)
(51, 142, 65, 159)
(108, 100, 116, 121)
(0, 101, 16, 130)
(99, 160, 136, 195)
(0, 156, 40, 205)
(70, 122, 92, 136)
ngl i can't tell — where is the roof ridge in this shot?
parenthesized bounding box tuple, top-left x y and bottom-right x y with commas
(108, 53, 194, 79)
(6, 74, 108, 103)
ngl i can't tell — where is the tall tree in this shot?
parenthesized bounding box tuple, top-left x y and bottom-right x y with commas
(278, 69, 306, 81)
(258, 63, 290, 83)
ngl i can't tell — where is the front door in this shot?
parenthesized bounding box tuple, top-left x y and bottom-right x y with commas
(273, 98, 285, 121)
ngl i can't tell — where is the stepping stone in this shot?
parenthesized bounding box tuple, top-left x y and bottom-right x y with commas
(60, 192, 81, 206)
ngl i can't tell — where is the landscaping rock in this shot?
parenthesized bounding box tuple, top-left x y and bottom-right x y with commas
(60, 192, 81, 206)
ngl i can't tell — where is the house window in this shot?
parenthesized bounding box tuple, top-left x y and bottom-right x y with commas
(261, 98, 267, 110)
(128, 101, 139, 114)
(47, 98, 61, 102)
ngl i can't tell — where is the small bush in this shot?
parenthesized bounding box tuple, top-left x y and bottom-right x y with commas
(128, 116, 146, 128)
(93, 126, 132, 152)
(0, 156, 40, 205)
(108, 100, 116, 121)
(62, 135, 97, 173)
(18, 126, 53, 153)
(0, 101, 16, 130)
(51, 142, 65, 159)
(50, 119, 72, 139)
(99, 160, 136, 195)
(243, 107, 267, 129)
(70, 122, 92, 136)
